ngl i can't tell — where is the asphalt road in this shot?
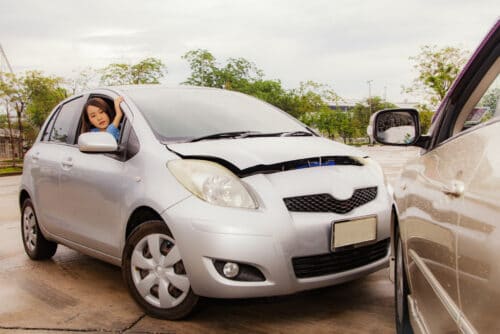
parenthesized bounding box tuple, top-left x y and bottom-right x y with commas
(0, 146, 419, 334)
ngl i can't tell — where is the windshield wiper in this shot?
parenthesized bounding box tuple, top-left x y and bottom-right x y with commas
(189, 130, 314, 142)
(189, 131, 259, 142)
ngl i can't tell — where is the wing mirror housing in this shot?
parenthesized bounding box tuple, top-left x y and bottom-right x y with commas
(78, 132, 118, 153)
(370, 109, 429, 148)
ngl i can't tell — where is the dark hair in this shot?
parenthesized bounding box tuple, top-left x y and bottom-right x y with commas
(81, 97, 115, 133)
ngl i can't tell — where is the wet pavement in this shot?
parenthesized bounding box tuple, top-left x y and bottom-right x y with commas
(0, 146, 419, 333)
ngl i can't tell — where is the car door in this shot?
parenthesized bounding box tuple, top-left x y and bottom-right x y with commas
(456, 120, 500, 333)
(397, 136, 471, 333)
(450, 66, 500, 333)
(57, 94, 135, 259)
(32, 97, 84, 234)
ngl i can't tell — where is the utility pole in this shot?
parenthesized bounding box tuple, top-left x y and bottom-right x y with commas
(0, 44, 14, 74)
(367, 80, 373, 113)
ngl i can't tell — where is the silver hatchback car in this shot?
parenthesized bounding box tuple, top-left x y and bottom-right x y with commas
(20, 86, 392, 319)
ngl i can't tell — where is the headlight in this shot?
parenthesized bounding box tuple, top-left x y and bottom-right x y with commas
(168, 159, 258, 209)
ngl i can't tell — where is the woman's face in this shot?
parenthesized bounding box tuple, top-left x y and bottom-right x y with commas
(87, 105, 110, 130)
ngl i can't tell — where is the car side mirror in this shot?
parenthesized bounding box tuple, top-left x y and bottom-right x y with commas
(78, 132, 118, 153)
(371, 109, 421, 146)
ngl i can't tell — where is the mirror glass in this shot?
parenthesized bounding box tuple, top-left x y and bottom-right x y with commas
(376, 111, 416, 144)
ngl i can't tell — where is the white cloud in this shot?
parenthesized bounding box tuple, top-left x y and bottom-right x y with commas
(0, 0, 498, 102)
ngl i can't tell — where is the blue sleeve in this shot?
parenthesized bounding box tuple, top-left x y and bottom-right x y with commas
(106, 124, 120, 141)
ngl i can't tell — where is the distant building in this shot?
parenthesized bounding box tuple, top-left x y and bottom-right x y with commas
(0, 128, 22, 160)
(328, 104, 355, 112)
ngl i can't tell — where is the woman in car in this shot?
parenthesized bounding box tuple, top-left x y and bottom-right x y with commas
(82, 96, 123, 141)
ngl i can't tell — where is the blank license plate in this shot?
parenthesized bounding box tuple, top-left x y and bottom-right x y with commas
(331, 216, 377, 250)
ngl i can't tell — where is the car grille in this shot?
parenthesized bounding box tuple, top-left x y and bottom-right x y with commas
(292, 238, 389, 278)
(283, 187, 377, 213)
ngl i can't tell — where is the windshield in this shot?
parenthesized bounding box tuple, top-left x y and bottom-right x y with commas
(124, 87, 307, 141)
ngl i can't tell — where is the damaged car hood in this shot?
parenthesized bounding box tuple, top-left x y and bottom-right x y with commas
(167, 137, 367, 175)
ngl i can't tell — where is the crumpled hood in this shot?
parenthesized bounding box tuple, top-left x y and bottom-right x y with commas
(167, 136, 366, 171)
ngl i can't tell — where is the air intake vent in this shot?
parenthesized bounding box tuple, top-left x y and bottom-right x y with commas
(292, 238, 389, 278)
(283, 187, 377, 213)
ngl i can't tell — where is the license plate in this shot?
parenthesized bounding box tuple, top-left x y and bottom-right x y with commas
(331, 216, 377, 251)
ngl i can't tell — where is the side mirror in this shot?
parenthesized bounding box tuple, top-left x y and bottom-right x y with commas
(371, 109, 421, 146)
(78, 132, 118, 153)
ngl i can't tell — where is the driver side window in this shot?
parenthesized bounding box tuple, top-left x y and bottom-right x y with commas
(78, 96, 125, 143)
(452, 58, 500, 134)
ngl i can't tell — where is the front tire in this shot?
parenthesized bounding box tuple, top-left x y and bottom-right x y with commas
(395, 226, 413, 334)
(21, 198, 58, 260)
(122, 220, 199, 320)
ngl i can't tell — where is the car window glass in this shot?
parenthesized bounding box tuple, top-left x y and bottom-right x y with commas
(461, 74, 500, 131)
(49, 97, 84, 144)
(41, 107, 60, 142)
(452, 57, 500, 135)
(125, 87, 306, 141)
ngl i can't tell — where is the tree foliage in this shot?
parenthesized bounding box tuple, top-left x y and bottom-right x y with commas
(100, 57, 166, 85)
(182, 49, 263, 90)
(182, 49, 342, 120)
(23, 71, 67, 129)
(68, 67, 97, 94)
(0, 70, 67, 154)
(479, 87, 499, 114)
(405, 45, 468, 108)
(350, 96, 397, 139)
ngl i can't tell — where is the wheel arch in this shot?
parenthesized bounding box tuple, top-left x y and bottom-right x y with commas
(391, 204, 400, 257)
(19, 189, 31, 209)
(125, 206, 164, 241)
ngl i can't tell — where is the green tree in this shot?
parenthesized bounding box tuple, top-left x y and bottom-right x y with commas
(1, 70, 67, 149)
(182, 49, 263, 90)
(479, 87, 499, 114)
(181, 50, 342, 122)
(219, 57, 263, 90)
(23, 71, 67, 129)
(413, 103, 434, 134)
(405, 45, 468, 107)
(1, 72, 31, 161)
(182, 49, 218, 87)
(351, 96, 397, 139)
(300, 108, 355, 143)
(100, 57, 166, 85)
(69, 67, 97, 94)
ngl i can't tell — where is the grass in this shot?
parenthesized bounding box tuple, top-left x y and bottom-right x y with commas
(0, 166, 23, 175)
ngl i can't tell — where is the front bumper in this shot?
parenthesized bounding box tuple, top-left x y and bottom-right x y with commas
(161, 171, 391, 299)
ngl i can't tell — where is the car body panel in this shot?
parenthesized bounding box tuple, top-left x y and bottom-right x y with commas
(456, 120, 500, 333)
(163, 166, 392, 297)
(168, 136, 366, 170)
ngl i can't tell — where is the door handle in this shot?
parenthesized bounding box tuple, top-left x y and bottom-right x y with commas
(441, 180, 465, 197)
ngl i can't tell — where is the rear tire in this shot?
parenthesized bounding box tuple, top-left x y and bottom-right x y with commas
(21, 198, 58, 260)
(395, 226, 413, 334)
(122, 220, 199, 320)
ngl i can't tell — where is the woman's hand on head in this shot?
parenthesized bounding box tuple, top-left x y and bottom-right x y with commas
(112, 96, 124, 128)
(114, 96, 124, 110)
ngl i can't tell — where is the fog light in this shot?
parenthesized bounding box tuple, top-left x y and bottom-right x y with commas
(223, 262, 240, 278)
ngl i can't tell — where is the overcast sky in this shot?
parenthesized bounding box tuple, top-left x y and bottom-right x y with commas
(1, 0, 499, 103)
